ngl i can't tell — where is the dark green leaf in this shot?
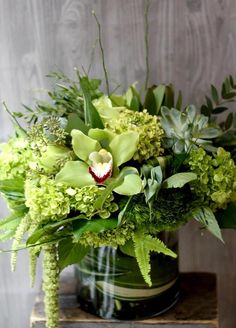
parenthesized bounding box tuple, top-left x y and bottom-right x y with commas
(201, 105, 211, 117)
(205, 96, 213, 111)
(211, 85, 219, 104)
(73, 218, 117, 241)
(58, 238, 90, 270)
(66, 113, 89, 135)
(212, 106, 228, 114)
(222, 92, 236, 100)
(144, 88, 156, 115)
(225, 112, 234, 130)
(163, 85, 174, 108)
(175, 91, 182, 110)
(79, 76, 104, 129)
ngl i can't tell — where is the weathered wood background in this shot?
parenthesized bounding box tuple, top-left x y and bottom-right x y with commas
(0, 0, 235, 327)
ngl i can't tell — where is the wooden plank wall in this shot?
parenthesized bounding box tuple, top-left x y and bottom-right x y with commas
(0, 1, 235, 327)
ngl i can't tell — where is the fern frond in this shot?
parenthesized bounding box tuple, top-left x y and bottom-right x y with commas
(144, 234, 177, 258)
(133, 231, 151, 286)
(133, 231, 177, 287)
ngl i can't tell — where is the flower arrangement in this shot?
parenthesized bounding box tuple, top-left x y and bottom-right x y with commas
(0, 70, 235, 327)
(0, 8, 236, 327)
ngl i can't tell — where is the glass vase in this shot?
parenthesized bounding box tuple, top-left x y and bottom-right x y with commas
(74, 231, 179, 320)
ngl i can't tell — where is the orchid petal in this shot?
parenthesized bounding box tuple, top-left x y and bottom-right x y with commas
(71, 129, 101, 162)
(109, 131, 139, 167)
(55, 161, 95, 187)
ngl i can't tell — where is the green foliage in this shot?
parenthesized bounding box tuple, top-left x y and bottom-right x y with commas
(58, 238, 90, 271)
(215, 203, 236, 229)
(141, 165, 162, 204)
(133, 231, 177, 286)
(79, 76, 104, 129)
(191, 207, 223, 242)
(163, 172, 197, 189)
(18, 71, 103, 124)
(73, 218, 118, 241)
(201, 76, 236, 128)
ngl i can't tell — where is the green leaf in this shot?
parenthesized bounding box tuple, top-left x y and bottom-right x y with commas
(27, 215, 86, 246)
(212, 107, 228, 114)
(0, 213, 22, 231)
(197, 127, 222, 139)
(109, 131, 139, 167)
(117, 197, 133, 226)
(120, 239, 136, 257)
(66, 113, 89, 135)
(73, 218, 117, 241)
(205, 96, 213, 111)
(153, 85, 166, 114)
(163, 85, 174, 108)
(211, 85, 219, 104)
(142, 165, 163, 203)
(71, 129, 101, 162)
(225, 112, 233, 130)
(216, 203, 236, 229)
(163, 172, 197, 188)
(114, 173, 142, 196)
(55, 161, 95, 187)
(58, 238, 90, 270)
(222, 92, 236, 100)
(201, 105, 211, 117)
(144, 88, 157, 115)
(79, 76, 104, 129)
(175, 91, 182, 110)
(0, 179, 24, 194)
(192, 207, 224, 242)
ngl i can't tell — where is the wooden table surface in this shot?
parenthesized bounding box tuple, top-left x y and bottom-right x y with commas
(31, 272, 218, 328)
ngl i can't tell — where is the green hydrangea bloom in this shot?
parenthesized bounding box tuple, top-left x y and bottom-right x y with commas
(25, 177, 119, 224)
(25, 177, 71, 223)
(0, 137, 34, 180)
(79, 222, 135, 248)
(105, 108, 164, 162)
(187, 147, 236, 210)
(66, 185, 119, 219)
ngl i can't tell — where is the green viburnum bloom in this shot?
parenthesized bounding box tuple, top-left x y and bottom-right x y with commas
(93, 96, 164, 162)
(55, 128, 143, 196)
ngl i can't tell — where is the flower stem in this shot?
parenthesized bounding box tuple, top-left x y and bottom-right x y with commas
(144, 0, 151, 90)
(92, 11, 110, 95)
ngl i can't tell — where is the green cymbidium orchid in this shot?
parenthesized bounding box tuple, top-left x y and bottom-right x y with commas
(55, 128, 143, 196)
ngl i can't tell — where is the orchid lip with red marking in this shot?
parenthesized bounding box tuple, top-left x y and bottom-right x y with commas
(88, 149, 113, 184)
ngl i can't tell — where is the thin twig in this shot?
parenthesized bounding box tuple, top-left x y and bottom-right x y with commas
(2, 101, 24, 131)
(144, 0, 151, 90)
(92, 11, 110, 95)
